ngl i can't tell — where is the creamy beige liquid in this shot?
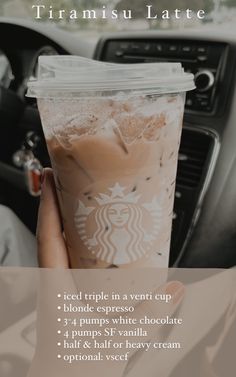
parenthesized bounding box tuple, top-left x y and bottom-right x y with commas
(38, 93, 184, 268)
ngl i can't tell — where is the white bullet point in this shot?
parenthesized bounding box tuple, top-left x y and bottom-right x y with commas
(57, 342, 61, 346)
(57, 330, 61, 334)
(57, 318, 61, 322)
(57, 294, 61, 298)
(57, 355, 61, 359)
(57, 306, 61, 310)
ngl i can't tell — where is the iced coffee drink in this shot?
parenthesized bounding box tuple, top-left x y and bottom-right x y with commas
(27, 56, 195, 268)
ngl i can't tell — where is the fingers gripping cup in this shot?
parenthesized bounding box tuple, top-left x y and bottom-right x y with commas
(27, 56, 195, 268)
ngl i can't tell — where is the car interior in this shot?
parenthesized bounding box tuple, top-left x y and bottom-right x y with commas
(0, 18, 236, 269)
(0, 15, 236, 377)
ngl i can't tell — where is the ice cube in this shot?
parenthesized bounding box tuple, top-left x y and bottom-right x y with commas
(143, 113, 166, 141)
(114, 112, 147, 144)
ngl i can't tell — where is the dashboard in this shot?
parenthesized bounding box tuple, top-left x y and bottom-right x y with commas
(0, 19, 236, 268)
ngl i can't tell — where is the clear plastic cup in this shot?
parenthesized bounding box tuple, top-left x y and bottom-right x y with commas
(27, 56, 195, 268)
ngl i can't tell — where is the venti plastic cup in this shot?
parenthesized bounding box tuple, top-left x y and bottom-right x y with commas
(27, 56, 195, 269)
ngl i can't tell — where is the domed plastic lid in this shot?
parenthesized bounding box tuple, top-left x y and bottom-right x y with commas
(27, 56, 195, 98)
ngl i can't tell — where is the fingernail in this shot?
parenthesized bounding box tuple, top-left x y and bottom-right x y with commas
(165, 281, 185, 305)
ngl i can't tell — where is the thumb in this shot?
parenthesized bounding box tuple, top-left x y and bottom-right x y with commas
(36, 168, 69, 268)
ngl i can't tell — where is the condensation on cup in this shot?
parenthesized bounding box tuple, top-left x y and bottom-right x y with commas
(27, 56, 195, 269)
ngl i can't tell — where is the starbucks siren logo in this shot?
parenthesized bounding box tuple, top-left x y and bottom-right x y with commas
(74, 183, 162, 265)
